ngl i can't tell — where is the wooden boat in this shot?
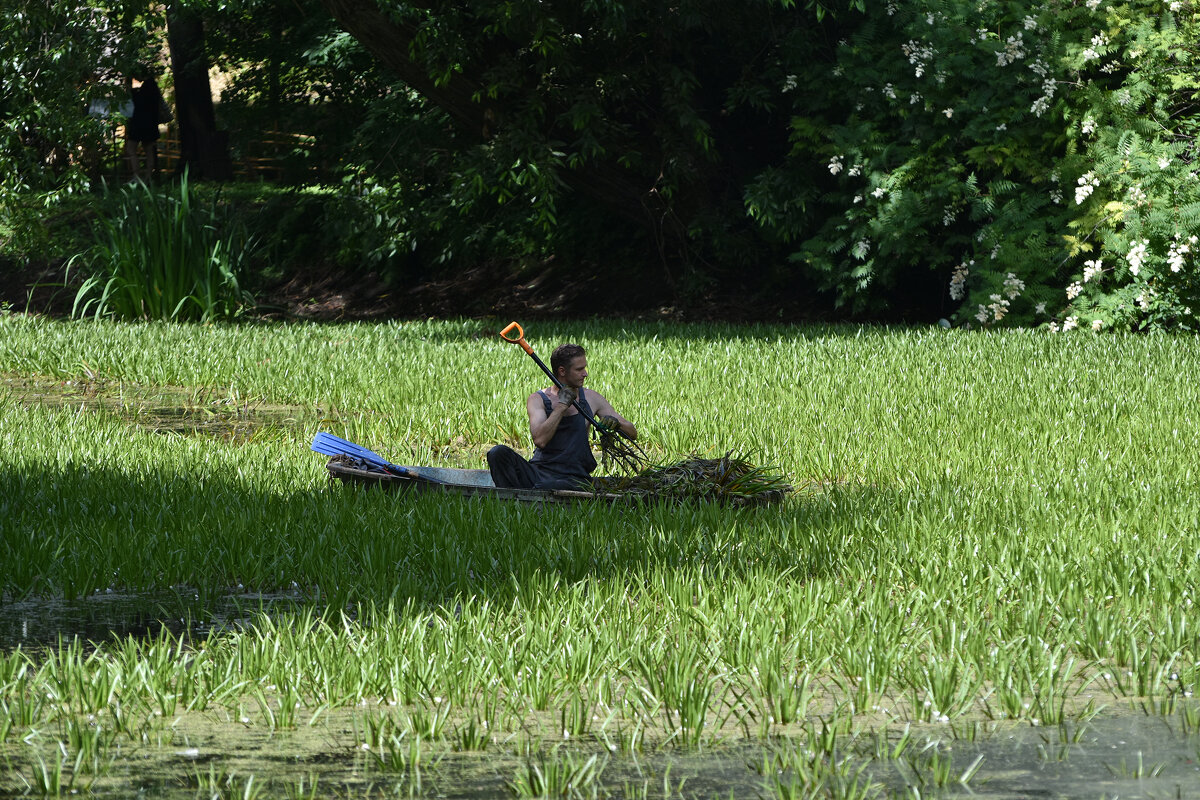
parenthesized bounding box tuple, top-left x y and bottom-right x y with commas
(324, 456, 630, 504)
(324, 455, 790, 507)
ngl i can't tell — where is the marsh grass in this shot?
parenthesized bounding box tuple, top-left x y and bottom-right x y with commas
(66, 173, 255, 322)
(3, 317, 1200, 796)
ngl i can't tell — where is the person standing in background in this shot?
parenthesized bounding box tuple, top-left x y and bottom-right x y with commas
(124, 66, 169, 181)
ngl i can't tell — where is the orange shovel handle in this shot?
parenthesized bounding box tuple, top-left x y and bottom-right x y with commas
(500, 321, 534, 355)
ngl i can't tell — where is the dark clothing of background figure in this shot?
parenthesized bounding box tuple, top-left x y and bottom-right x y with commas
(487, 389, 596, 490)
(126, 80, 164, 143)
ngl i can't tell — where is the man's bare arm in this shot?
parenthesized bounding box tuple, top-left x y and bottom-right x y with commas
(589, 392, 637, 440)
(528, 390, 572, 449)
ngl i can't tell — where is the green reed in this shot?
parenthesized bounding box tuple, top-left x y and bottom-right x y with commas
(3, 317, 1200, 796)
(66, 173, 255, 322)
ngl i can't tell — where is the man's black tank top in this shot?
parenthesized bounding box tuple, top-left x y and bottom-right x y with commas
(529, 388, 597, 489)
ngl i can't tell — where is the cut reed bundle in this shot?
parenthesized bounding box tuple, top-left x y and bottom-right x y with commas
(595, 452, 792, 506)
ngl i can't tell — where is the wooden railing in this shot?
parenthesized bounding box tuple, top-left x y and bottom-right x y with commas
(109, 125, 317, 182)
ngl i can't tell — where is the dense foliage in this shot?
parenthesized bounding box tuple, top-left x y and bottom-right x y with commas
(3, 0, 1199, 326)
(750, 0, 1200, 329)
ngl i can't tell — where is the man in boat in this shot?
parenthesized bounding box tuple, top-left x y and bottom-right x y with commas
(487, 343, 637, 490)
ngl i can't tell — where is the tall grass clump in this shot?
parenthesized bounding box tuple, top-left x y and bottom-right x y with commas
(68, 172, 256, 322)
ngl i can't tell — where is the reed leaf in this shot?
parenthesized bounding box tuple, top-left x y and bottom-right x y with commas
(68, 171, 256, 322)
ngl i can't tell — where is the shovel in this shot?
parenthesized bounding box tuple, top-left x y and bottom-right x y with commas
(500, 321, 647, 472)
(499, 321, 612, 434)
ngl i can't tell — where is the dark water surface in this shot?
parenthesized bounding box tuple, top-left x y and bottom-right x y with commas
(0, 589, 309, 651)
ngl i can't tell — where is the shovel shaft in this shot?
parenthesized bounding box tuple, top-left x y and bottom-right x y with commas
(500, 320, 609, 433)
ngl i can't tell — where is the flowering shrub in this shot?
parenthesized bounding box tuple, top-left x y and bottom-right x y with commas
(1059, 3, 1200, 331)
(749, 0, 1200, 330)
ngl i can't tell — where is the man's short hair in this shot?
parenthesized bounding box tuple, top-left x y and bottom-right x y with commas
(550, 343, 586, 378)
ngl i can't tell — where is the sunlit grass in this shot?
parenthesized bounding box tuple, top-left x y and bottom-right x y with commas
(2, 314, 1200, 796)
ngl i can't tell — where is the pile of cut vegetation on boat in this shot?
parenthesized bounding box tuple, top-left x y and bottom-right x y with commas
(594, 451, 792, 506)
(313, 433, 791, 507)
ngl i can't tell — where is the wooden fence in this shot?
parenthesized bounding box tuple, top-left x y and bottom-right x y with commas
(105, 123, 317, 182)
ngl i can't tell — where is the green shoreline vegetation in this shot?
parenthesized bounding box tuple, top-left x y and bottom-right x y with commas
(2, 314, 1200, 797)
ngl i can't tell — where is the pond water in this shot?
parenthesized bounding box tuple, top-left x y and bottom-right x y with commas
(2, 373, 320, 440)
(3, 695, 1198, 798)
(0, 589, 309, 651)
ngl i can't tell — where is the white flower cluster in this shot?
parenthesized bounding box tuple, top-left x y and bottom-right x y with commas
(1086, 0, 1103, 10)
(1082, 32, 1108, 62)
(1117, 89, 1132, 106)
(1128, 183, 1146, 205)
(949, 260, 972, 300)
(782, 75, 798, 93)
(976, 293, 1010, 322)
(1091, 318, 1105, 331)
(883, 83, 897, 100)
(1075, 172, 1099, 205)
(1126, 239, 1150, 276)
(1168, 235, 1198, 273)
(1003, 272, 1025, 299)
(1063, 315, 1079, 330)
(902, 40, 935, 78)
(1023, 15, 1038, 30)
(942, 206, 957, 226)
(871, 186, 886, 198)
(1158, 156, 1172, 170)
(829, 155, 843, 175)
(1081, 117, 1096, 135)
(852, 239, 871, 260)
(996, 33, 1027, 66)
(1030, 78, 1057, 117)
(1083, 258, 1103, 282)
(1066, 281, 1084, 300)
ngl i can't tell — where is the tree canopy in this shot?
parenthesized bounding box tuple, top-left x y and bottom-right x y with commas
(4, 0, 1200, 327)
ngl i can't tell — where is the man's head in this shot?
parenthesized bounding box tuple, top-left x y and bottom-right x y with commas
(551, 343, 588, 388)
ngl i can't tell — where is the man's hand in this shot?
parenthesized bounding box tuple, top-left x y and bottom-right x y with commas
(599, 414, 622, 434)
(557, 386, 577, 407)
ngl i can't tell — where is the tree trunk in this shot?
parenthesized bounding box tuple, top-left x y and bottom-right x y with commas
(166, 3, 233, 181)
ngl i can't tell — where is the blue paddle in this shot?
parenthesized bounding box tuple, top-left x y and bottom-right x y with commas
(311, 432, 417, 478)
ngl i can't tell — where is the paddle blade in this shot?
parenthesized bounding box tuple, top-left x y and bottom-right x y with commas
(311, 432, 396, 471)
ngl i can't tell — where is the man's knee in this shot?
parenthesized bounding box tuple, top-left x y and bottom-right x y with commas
(487, 445, 514, 467)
